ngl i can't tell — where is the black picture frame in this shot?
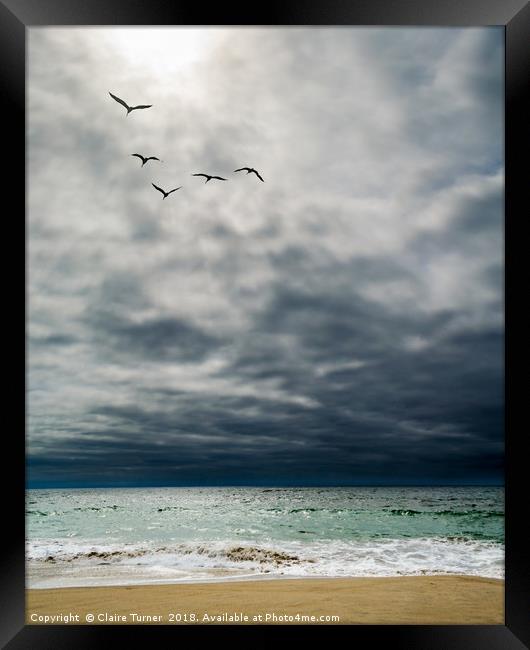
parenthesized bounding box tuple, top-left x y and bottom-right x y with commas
(2, 0, 528, 647)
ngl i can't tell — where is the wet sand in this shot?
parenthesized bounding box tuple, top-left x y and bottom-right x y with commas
(26, 575, 504, 624)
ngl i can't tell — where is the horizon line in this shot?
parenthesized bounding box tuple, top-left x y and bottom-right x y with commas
(26, 482, 504, 490)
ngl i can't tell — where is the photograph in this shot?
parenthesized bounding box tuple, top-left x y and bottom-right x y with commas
(26, 25, 504, 626)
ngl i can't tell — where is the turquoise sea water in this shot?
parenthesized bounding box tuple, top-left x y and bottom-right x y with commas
(26, 486, 504, 587)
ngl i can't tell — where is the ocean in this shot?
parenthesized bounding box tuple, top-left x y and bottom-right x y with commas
(26, 486, 504, 588)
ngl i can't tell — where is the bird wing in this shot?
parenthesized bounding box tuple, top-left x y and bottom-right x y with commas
(252, 169, 265, 182)
(146, 157, 160, 162)
(109, 92, 130, 110)
(192, 173, 208, 178)
(130, 104, 153, 111)
(233, 168, 249, 173)
(152, 183, 166, 195)
(212, 176, 227, 181)
(131, 154, 145, 161)
(167, 187, 182, 195)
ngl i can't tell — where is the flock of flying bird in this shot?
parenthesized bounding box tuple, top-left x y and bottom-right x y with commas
(109, 91, 265, 200)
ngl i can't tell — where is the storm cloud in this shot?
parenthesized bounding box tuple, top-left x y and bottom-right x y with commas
(27, 27, 503, 486)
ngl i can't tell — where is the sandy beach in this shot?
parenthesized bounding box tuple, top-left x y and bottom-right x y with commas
(26, 575, 504, 625)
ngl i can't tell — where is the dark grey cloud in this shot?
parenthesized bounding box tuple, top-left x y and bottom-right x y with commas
(90, 312, 224, 363)
(27, 27, 503, 486)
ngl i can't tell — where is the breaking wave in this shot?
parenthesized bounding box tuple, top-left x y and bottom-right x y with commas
(27, 537, 504, 585)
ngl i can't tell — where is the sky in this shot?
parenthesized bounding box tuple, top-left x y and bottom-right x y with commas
(27, 27, 504, 488)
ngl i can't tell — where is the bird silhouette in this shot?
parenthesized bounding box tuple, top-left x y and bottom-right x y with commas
(234, 167, 265, 182)
(109, 92, 152, 116)
(192, 173, 228, 184)
(132, 153, 161, 167)
(152, 183, 182, 199)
